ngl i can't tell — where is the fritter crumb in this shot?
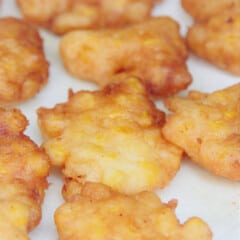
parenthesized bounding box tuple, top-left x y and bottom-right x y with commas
(38, 78, 182, 194)
(162, 83, 240, 180)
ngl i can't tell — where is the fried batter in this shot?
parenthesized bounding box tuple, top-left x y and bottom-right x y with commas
(38, 78, 182, 194)
(181, 0, 240, 21)
(55, 180, 212, 240)
(60, 17, 192, 98)
(17, 0, 158, 35)
(0, 108, 49, 238)
(162, 84, 240, 180)
(0, 17, 48, 105)
(186, 11, 240, 75)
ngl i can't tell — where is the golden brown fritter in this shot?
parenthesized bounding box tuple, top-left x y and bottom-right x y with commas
(162, 83, 240, 180)
(181, 0, 240, 21)
(0, 108, 49, 238)
(55, 180, 212, 240)
(186, 11, 240, 75)
(17, 0, 157, 35)
(0, 17, 48, 105)
(60, 17, 192, 98)
(37, 78, 182, 194)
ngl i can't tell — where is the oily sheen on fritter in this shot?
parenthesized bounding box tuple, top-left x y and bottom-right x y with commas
(38, 78, 182, 194)
(60, 17, 192, 98)
(0, 17, 48, 105)
(55, 180, 212, 240)
(0, 108, 49, 239)
(162, 83, 240, 180)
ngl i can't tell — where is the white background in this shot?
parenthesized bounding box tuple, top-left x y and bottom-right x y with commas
(1, 0, 240, 239)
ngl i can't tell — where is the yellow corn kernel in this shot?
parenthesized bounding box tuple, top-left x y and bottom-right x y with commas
(0, 164, 8, 175)
(114, 126, 133, 134)
(224, 110, 237, 119)
(108, 108, 121, 119)
(139, 161, 159, 185)
(209, 120, 223, 131)
(143, 38, 160, 47)
(128, 77, 145, 93)
(74, 5, 97, 18)
(7, 202, 29, 230)
(106, 152, 119, 160)
(140, 111, 151, 125)
(113, 39, 123, 48)
(90, 217, 108, 237)
(223, 35, 238, 45)
(211, 91, 228, 103)
(80, 114, 92, 124)
(106, 204, 121, 215)
(106, 170, 125, 189)
(44, 140, 66, 166)
(46, 114, 64, 134)
(96, 134, 104, 142)
(28, 155, 49, 176)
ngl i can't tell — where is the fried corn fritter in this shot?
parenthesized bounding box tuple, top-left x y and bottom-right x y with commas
(0, 17, 48, 104)
(181, 0, 240, 21)
(17, 0, 158, 35)
(60, 17, 192, 98)
(0, 17, 48, 105)
(55, 181, 212, 240)
(38, 78, 182, 194)
(0, 108, 49, 238)
(162, 84, 240, 180)
(186, 11, 240, 75)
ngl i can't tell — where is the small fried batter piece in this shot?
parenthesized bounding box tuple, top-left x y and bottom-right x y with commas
(38, 78, 182, 194)
(186, 11, 240, 75)
(60, 17, 192, 98)
(17, 0, 158, 35)
(55, 180, 212, 240)
(0, 17, 48, 105)
(0, 108, 49, 238)
(181, 0, 240, 21)
(162, 84, 240, 180)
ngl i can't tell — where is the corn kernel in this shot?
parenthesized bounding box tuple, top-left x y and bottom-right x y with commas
(7, 202, 29, 230)
(224, 110, 236, 119)
(139, 161, 159, 185)
(209, 120, 223, 130)
(106, 170, 125, 189)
